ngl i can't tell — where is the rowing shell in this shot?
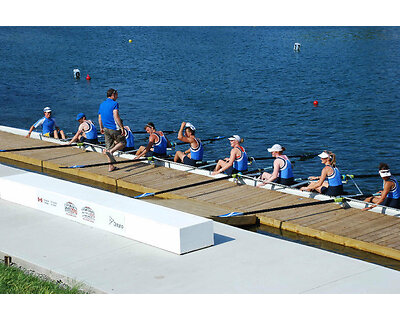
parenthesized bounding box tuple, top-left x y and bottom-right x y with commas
(1, 125, 400, 218)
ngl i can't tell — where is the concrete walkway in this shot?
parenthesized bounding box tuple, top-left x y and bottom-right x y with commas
(1, 181, 400, 293)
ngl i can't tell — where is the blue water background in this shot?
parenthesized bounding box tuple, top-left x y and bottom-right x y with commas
(1, 26, 399, 194)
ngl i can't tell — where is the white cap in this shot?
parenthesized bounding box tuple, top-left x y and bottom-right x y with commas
(43, 107, 52, 113)
(318, 151, 330, 159)
(267, 144, 283, 152)
(228, 135, 241, 142)
(379, 170, 391, 178)
(185, 122, 196, 131)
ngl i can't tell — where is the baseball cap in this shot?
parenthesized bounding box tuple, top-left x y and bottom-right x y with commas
(43, 107, 52, 113)
(76, 113, 85, 121)
(318, 151, 330, 159)
(185, 122, 196, 131)
(267, 144, 283, 152)
(228, 135, 241, 142)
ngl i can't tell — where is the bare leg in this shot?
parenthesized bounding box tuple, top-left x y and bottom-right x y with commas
(213, 159, 227, 173)
(135, 146, 146, 156)
(59, 130, 66, 139)
(53, 130, 59, 139)
(174, 151, 185, 163)
(257, 172, 272, 187)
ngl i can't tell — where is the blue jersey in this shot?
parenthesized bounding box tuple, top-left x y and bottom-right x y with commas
(124, 127, 135, 148)
(82, 120, 98, 140)
(190, 137, 203, 161)
(277, 156, 294, 179)
(233, 146, 248, 172)
(98, 98, 120, 130)
(153, 131, 167, 154)
(33, 117, 57, 135)
(384, 177, 400, 199)
(327, 165, 342, 187)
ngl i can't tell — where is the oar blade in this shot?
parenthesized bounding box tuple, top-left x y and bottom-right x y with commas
(218, 211, 244, 217)
(134, 192, 155, 199)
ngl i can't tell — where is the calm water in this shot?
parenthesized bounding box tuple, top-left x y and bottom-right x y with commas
(1, 26, 400, 194)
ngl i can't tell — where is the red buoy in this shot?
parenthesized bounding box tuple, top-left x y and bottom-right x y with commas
(313, 100, 318, 106)
(86, 74, 91, 80)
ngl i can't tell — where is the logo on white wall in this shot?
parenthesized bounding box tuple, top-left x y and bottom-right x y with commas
(64, 202, 78, 217)
(81, 206, 95, 223)
(109, 216, 124, 230)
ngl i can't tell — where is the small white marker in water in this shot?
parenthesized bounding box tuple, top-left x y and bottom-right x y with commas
(294, 43, 301, 52)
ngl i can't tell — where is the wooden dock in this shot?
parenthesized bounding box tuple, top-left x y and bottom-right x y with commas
(1, 130, 400, 261)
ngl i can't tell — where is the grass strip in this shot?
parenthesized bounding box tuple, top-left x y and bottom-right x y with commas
(0, 262, 84, 294)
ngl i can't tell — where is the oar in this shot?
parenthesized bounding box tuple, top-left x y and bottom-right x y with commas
(250, 152, 318, 162)
(59, 156, 154, 169)
(219, 197, 343, 217)
(173, 135, 226, 146)
(131, 130, 176, 134)
(0, 143, 81, 152)
(134, 167, 268, 199)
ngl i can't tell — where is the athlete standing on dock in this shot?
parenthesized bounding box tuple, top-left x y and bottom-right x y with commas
(300, 150, 343, 196)
(363, 163, 400, 210)
(98, 88, 126, 172)
(134, 122, 172, 159)
(173, 122, 204, 166)
(68, 113, 99, 145)
(26, 107, 66, 140)
(212, 135, 248, 175)
(257, 144, 294, 186)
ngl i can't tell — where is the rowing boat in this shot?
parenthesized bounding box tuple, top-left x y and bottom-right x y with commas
(1, 125, 400, 219)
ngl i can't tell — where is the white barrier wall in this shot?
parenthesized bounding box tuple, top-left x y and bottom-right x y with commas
(0, 164, 214, 254)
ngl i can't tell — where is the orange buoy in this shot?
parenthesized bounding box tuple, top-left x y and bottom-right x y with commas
(313, 100, 318, 106)
(86, 74, 91, 80)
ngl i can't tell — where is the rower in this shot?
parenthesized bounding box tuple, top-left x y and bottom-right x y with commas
(212, 135, 248, 175)
(258, 144, 294, 186)
(134, 122, 172, 159)
(363, 163, 400, 210)
(68, 113, 99, 145)
(173, 122, 203, 166)
(300, 150, 344, 196)
(122, 125, 135, 151)
(26, 107, 66, 140)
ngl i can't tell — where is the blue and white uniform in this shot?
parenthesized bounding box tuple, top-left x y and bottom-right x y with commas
(152, 131, 167, 155)
(33, 117, 57, 135)
(382, 176, 400, 209)
(275, 156, 294, 185)
(321, 165, 343, 196)
(232, 146, 248, 172)
(190, 138, 203, 161)
(82, 120, 98, 140)
(124, 127, 135, 149)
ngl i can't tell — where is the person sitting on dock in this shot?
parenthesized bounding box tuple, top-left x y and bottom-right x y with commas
(134, 122, 172, 159)
(363, 163, 400, 210)
(212, 135, 248, 175)
(173, 122, 203, 166)
(68, 113, 99, 145)
(122, 125, 135, 152)
(300, 150, 343, 196)
(98, 88, 126, 172)
(26, 107, 66, 140)
(257, 144, 294, 186)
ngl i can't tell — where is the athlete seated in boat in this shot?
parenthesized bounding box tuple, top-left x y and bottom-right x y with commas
(300, 151, 343, 196)
(212, 135, 248, 175)
(134, 122, 172, 159)
(68, 113, 99, 145)
(363, 163, 400, 210)
(257, 144, 294, 186)
(122, 126, 135, 152)
(26, 107, 66, 140)
(173, 122, 204, 166)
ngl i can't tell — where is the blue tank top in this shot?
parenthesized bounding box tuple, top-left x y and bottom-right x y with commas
(34, 117, 56, 135)
(233, 146, 248, 172)
(190, 137, 203, 161)
(277, 156, 294, 179)
(327, 165, 342, 187)
(153, 131, 167, 154)
(83, 120, 98, 140)
(124, 127, 135, 148)
(384, 177, 400, 199)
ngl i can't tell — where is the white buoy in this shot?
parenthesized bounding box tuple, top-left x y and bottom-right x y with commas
(73, 68, 81, 79)
(294, 43, 301, 52)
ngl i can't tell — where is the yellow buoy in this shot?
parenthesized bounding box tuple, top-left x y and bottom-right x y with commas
(129, 39, 132, 43)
